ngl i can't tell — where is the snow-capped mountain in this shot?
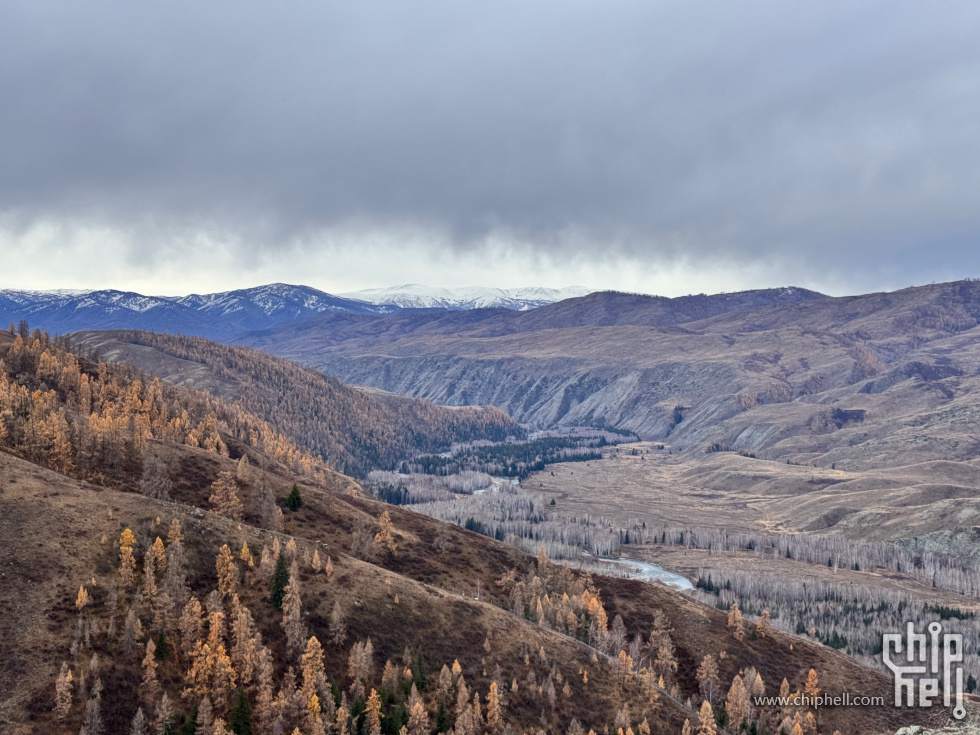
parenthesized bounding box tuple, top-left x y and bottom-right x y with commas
(0, 284, 390, 339)
(339, 284, 593, 310)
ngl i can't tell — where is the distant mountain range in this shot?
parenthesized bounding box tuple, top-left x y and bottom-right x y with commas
(339, 284, 593, 310)
(0, 283, 595, 338)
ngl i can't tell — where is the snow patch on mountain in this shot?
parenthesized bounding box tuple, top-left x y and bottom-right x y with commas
(340, 284, 594, 310)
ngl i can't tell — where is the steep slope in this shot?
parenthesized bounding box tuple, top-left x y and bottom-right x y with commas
(236, 281, 980, 450)
(0, 284, 389, 339)
(0, 439, 930, 735)
(67, 330, 522, 477)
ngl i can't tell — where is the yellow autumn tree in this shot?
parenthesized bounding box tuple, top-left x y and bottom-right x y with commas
(756, 609, 773, 638)
(209, 471, 244, 521)
(216, 544, 238, 597)
(727, 602, 745, 642)
(119, 528, 137, 588)
(726, 675, 749, 731)
(374, 511, 397, 555)
(486, 681, 501, 730)
(804, 669, 820, 698)
(696, 700, 716, 735)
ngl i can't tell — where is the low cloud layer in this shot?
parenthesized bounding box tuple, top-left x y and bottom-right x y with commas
(1, 1, 978, 296)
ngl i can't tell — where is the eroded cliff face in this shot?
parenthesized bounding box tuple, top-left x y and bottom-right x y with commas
(234, 282, 980, 471)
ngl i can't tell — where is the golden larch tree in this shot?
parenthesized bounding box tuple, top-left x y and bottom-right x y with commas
(756, 609, 773, 638)
(804, 669, 820, 698)
(696, 700, 716, 735)
(727, 602, 745, 642)
(208, 471, 244, 521)
(374, 511, 397, 555)
(216, 544, 238, 597)
(119, 528, 137, 588)
(486, 681, 501, 730)
(726, 675, 749, 731)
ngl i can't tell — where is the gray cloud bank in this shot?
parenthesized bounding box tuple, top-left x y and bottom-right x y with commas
(1, 0, 979, 291)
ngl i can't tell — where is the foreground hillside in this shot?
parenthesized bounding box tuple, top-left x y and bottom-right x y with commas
(0, 328, 935, 734)
(0, 443, 929, 735)
(66, 330, 521, 478)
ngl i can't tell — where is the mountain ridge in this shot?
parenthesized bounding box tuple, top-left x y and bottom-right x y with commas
(339, 284, 594, 310)
(0, 283, 392, 339)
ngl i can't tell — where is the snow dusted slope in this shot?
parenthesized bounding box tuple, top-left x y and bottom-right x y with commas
(339, 284, 593, 310)
(0, 284, 391, 338)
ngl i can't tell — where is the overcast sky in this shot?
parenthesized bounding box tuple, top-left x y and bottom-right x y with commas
(1, 1, 979, 297)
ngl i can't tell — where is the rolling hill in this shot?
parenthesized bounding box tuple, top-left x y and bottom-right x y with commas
(66, 329, 522, 477)
(0, 328, 925, 735)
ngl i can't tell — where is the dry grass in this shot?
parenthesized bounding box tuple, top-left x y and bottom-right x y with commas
(0, 442, 938, 735)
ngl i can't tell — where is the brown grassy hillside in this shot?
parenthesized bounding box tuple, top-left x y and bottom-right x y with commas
(0, 444, 933, 735)
(68, 330, 522, 477)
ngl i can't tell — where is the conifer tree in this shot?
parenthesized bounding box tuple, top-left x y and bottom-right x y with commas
(374, 511, 397, 555)
(239, 541, 253, 568)
(197, 696, 214, 735)
(269, 553, 289, 608)
(727, 602, 745, 642)
(167, 518, 183, 545)
(329, 601, 347, 646)
(407, 698, 429, 735)
(696, 700, 716, 735)
(756, 609, 773, 638)
(236, 455, 251, 484)
(82, 694, 104, 735)
(209, 472, 244, 521)
(152, 537, 167, 575)
(282, 578, 305, 659)
(485, 682, 501, 730)
(76, 584, 90, 612)
(230, 690, 253, 735)
(726, 675, 749, 731)
(216, 545, 239, 597)
(365, 689, 383, 735)
(301, 636, 326, 702)
(129, 707, 149, 735)
(804, 669, 820, 698)
(696, 655, 719, 704)
(139, 457, 173, 501)
(53, 661, 73, 719)
(119, 528, 137, 588)
(154, 692, 176, 735)
(286, 484, 303, 511)
(141, 638, 160, 703)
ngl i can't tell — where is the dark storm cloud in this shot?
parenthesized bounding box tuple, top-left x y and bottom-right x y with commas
(2, 0, 979, 286)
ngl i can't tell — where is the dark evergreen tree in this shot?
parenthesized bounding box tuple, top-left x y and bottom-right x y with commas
(435, 702, 449, 734)
(269, 553, 290, 608)
(230, 690, 253, 735)
(412, 651, 428, 690)
(286, 484, 303, 511)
